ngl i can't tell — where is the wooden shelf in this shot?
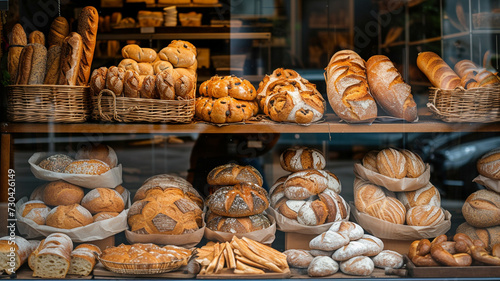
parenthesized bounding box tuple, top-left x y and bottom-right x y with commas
(2, 115, 499, 135)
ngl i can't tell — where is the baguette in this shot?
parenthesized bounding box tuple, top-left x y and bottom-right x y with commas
(48, 16, 70, 47)
(29, 31, 45, 45)
(58, 32, 84, 86)
(454, 60, 479, 89)
(44, 45, 62, 84)
(416, 51, 460, 89)
(76, 6, 99, 86)
(366, 55, 417, 122)
(8, 23, 27, 83)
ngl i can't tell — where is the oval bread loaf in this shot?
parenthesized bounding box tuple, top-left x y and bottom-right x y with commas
(283, 249, 314, 268)
(477, 148, 500, 179)
(397, 182, 441, 210)
(207, 163, 263, 186)
(284, 169, 341, 200)
(371, 250, 404, 269)
(280, 146, 326, 172)
(42, 180, 84, 206)
(406, 205, 445, 226)
(64, 159, 110, 175)
(416, 51, 460, 90)
(339, 256, 374, 276)
(462, 189, 500, 228)
(207, 182, 269, 217)
(45, 204, 93, 229)
(307, 256, 339, 277)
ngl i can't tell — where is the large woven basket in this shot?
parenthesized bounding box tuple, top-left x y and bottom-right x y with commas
(426, 85, 500, 123)
(7, 85, 91, 123)
(92, 89, 195, 123)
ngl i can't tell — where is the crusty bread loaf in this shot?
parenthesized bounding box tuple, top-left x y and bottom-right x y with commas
(42, 180, 84, 206)
(43, 45, 62, 85)
(106, 66, 125, 96)
(137, 62, 154, 76)
(325, 50, 377, 123)
(0, 236, 39, 274)
(121, 44, 157, 63)
(32, 233, 73, 278)
(366, 55, 417, 122)
(64, 159, 111, 175)
(90, 67, 108, 96)
(309, 231, 350, 251)
(406, 205, 445, 226)
(280, 146, 326, 172)
(100, 243, 192, 264)
(93, 211, 120, 222)
(376, 148, 407, 179)
(30, 184, 46, 201)
(81, 188, 125, 214)
(28, 30, 45, 45)
(284, 169, 341, 200)
(456, 222, 500, 249)
(371, 250, 404, 269)
(122, 70, 141, 98)
(76, 144, 118, 168)
(45, 204, 93, 229)
(67, 244, 101, 276)
(195, 96, 258, 123)
(153, 60, 173, 74)
(159, 40, 197, 68)
(397, 182, 441, 210)
(269, 175, 288, 207)
(19, 200, 51, 225)
(354, 181, 386, 213)
(199, 75, 257, 101)
(365, 197, 406, 224)
(48, 16, 69, 47)
(274, 198, 304, 220)
(207, 183, 269, 217)
(454, 60, 479, 88)
(76, 6, 99, 85)
(297, 199, 328, 226)
(416, 51, 461, 89)
(477, 148, 500, 179)
(361, 150, 379, 172)
(307, 256, 339, 277)
(16, 43, 47, 85)
(207, 163, 263, 186)
(8, 23, 27, 84)
(339, 256, 374, 276)
(118, 58, 139, 73)
(400, 149, 426, 178)
(283, 249, 314, 268)
(332, 241, 368, 262)
(318, 190, 348, 223)
(462, 189, 500, 228)
(156, 68, 177, 100)
(173, 68, 196, 100)
(38, 154, 74, 173)
(328, 221, 364, 241)
(206, 213, 271, 233)
(57, 32, 83, 86)
(139, 74, 158, 99)
(357, 234, 384, 256)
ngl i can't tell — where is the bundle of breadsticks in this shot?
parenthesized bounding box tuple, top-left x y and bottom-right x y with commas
(195, 236, 288, 275)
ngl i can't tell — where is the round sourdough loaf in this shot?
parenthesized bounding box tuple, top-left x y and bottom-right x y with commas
(283, 249, 314, 268)
(339, 256, 374, 276)
(207, 182, 269, 217)
(274, 198, 305, 220)
(45, 204, 93, 229)
(357, 234, 384, 256)
(365, 197, 406, 224)
(269, 175, 288, 207)
(207, 163, 263, 186)
(81, 188, 125, 214)
(38, 154, 74, 173)
(309, 231, 350, 251)
(354, 181, 386, 213)
(280, 146, 326, 172)
(297, 200, 328, 226)
(477, 148, 500, 179)
(361, 150, 379, 173)
(462, 189, 500, 228)
(406, 205, 445, 226)
(328, 221, 364, 241)
(397, 182, 441, 210)
(206, 213, 271, 233)
(400, 149, 426, 178)
(371, 250, 404, 269)
(332, 241, 367, 261)
(42, 180, 84, 206)
(284, 169, 341, 200)
(92, 212, 120, 222)
(64, 159, 110, 175)
(376, 148, 407, 179)
(75, 144, 118, 168)
(318, 189, 348, 223)
(307, 256, 339, 277)
(19, 200, 51, 225)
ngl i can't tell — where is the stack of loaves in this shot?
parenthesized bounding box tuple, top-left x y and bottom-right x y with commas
(128, 174, 204, 235)
(356, 147, 445, 226)
(256, 68, 325, 124)
(195, 75, 260, 123)
(205, 163, 272, 234)
(0, 236, 40, 275)
(284, 221, 403, 277)
(23, 144, 126, 228)
(456, 148, 500, 248)
(8, 7, 98, 86)
(90, 40, 197, 100)
(271, 146, 348, 226)
(28, 233, 101, 278)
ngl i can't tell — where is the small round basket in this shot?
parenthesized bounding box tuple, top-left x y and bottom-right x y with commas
(7, 85, 91, 123)
(92, 89, 195, 123)
(426, 85, 500, 123)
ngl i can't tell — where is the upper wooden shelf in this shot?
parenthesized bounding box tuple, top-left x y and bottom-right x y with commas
(2, 115, 499, 135)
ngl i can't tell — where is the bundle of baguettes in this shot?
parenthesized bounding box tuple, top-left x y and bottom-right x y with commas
(8, 7, 98, 86)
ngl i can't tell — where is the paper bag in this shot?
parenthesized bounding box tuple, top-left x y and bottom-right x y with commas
(353, 163, 430, 192)
(473, 175, 500, 193)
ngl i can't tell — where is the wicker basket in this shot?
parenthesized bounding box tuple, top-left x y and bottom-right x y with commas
(7, 85, 91, 123)
(92, 89, 195, 123)
(98, 256, 188, 274)
(426, 85, 500, 123)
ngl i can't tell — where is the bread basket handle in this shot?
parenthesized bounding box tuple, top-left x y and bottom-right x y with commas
(97, 89, 122, 122)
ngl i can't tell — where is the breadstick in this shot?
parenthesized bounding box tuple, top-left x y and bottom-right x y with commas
(241, 237, 288, 268)
(225, 242, 236, 269)
(205, 243, 223, 274)
(231, 237, 283, 272)
(235, 255, 269, 269)
(214, 249, 225, 274)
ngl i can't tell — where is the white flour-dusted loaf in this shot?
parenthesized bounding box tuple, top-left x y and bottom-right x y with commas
(371, 250, 403, 269)
(279, 146, 326, 172)
(307, 256, 339, 277)
(340, 256, 374, 276)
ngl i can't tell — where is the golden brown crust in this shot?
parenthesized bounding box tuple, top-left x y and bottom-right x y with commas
(76, 6, 99, 86)
(81, 188, 125, 214)
(195, 96, 258, 123)
(46, 204, 93, 229)
(416, 51, 460, 89)
(376, 148, 407, 179)
(121, 44, 157, 63)
(207, 163, 263, 186)
(42, 180, 84, 206)
(158, 40, 197, 68)
(207, 183, 269, 217)
(90, 67, 108, 95)
(199, 75, 257, 101)
(58, 32, 83, 86)
(48, 16, 69, 47)
(44, 45, 62, 85)
(206, 213, 271, 233)
(462, 189, 500, 228)
(28, 31, 45, 45)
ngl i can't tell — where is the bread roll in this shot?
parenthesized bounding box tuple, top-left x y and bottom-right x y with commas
(159, 40, 197, 68)
(29, 31, 45, 45)
(8, 23, 27, 83)
(64, 159, 111, 175)
(106, 66, 125, 96)
(45, 204, 93, 229)
(206, 213, 271, 233)
(456, 222, 500, 249)
(195, 96, 259, 123)
(156, 68, 177, 100)
(280, 146, 326, 172)
(93, 211, 120, 222)
(307, 256, 339, 277)
(76, 6, 99, 85)
(366, 55, 417, 122)
(284, 169, 341, 200)
(0, 236, 39, 274)
(122, 70, 141, 98)
(58, 32, 83, 86)
(173, 68, 196, 99)
(406, 205, 445, 226)
(139, 74, 158, 99)
(309, 231, 350, 251)
(325, 50, 377, 123)
(462, 189, 500, 228)
(283, 249, 313, 268)
(137, 62, 154, 76)
(416, 51, 461, 89)
(42, 180, 84, 206)
(48, 16, 69, 47)
(199, 75, 257, 101)
(339, 256, 374, 276)
(81, 188, 125, 214)
(121, 44, 157, 63)
(19, 200, 51, 225)
(43, 45, 62, 85)
(477, 148, 500, 179)
(397, 182, 441, 210)
(365, 197, 406, 224)
(153, 60, 173, 74)
(38, 154, 74, 173)
(376, 148, 407, 178)
(371, 250, 404, 269)
(207, 163, 263, 186)
(207, 183, 269, 217)
(89, 67, 108, 96)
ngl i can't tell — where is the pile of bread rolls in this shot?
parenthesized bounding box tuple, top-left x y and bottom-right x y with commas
(271, 146, 348, 226)
(127, 174, 204, 235)
(456, 148, 500, 249)
(356, 147, 446, 226)
(0, 236, 40, 275)
(205, 164, 271, 234)
(90, 40, 197, 100)
(284, 221, 403, 277)
(417, 51, 500, 90)
(325, 50, 418, 123)
(8, 7, 98, 86)
(195, 75, 260, 123)
(256, 68, 325, 124)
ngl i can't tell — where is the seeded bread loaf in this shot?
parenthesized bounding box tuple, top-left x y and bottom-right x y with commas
(7, 23, 27, 83)
(64, 159, 111, 175)
(38, 154, 74, 173)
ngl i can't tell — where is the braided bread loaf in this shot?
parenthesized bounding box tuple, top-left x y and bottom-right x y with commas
(257, 68, 325, 124)
(325, 50, 377, 123)
(199, 75, 257, 101)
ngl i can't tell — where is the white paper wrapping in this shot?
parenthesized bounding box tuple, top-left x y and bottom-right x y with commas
(266, 205, 350, 235)
(16, 197, 128, 242)
(29, 152, 122, 189)
(473, 174, 500, 193)
(349, 202, 451, 240)
(203, 215, 276, 245)
(353, 163, 431, 192)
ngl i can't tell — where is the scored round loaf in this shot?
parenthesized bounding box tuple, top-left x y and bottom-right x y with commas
(75, 144, 118, 168)
(274, 198, 306, 220)
(284, 169, 341, 200)
(64, 159, 110, 175)
(206, 213, 271, 233)
(207, 163, 263, 187)
(297, 200, 328, 226)
(456, 222, 500, 249)
(307, 256, 339, 277)
(339, 256, 374, 276)
(42, 180, 84, 206)
(199, 75, 257, 101)
(38, 154, 74, 173)
(371, 250, 404, 269)
(283, 249, 314, 268)
(332, 241, 368, 261)
(81, 188, 125, 214)
(406, 205, 445, 226)
(319, 189, 349, 223)
(280, 146, 326, 172)
(328, 221, 364, 241)
(462, 189, 500, 228)
(269, 175, 288, 207)
(365, 197, 406, 224)
(127, 188, 203, 234)
(354, 181, 386, 213)
(206, 182, 269, 217)
(362, 150, 379, 173)
(400, 149, 426, 178)
(45, 204, 93, 229)
(92, 212, 120, 222)
(357, 234, 384, 256)
(30, 184, 46, 201)
(397, 182, 441, 210)
(376, 148, 407, 178)
(309, 231, 350, 251)
(19, 200, 51, 225)
(477, 148, 500, 179)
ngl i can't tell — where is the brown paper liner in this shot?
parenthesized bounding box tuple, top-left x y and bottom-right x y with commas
(353, 163, 430, 192)
(204, 215, 276, 244)
(349, 202, 451, 240)
(125, 223, 205, 249)
(473, 175, 500, 193)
